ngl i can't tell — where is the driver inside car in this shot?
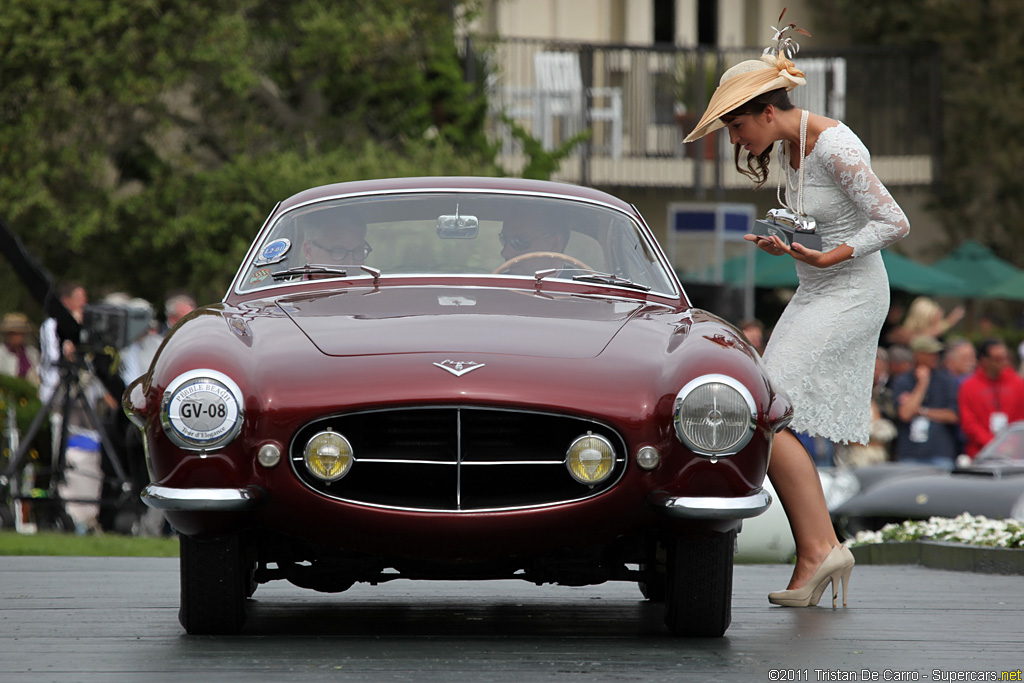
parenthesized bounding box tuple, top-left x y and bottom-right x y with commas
(497, 217, 572, 276)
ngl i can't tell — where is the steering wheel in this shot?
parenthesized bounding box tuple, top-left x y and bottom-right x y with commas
(492, 251, 593, 274)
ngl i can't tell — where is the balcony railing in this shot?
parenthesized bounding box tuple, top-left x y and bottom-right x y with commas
(466, 37, 941, 190)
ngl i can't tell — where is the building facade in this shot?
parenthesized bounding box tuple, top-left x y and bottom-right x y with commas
(466, 0, 940, 290)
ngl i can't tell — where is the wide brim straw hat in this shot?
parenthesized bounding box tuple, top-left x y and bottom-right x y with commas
(682, 53, 806, 143)
(1, 312, 34, 335)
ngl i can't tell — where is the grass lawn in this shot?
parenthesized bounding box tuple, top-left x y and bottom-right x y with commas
(0, 531, 179, 557)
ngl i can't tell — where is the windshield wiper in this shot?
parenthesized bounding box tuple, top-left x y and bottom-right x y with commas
(270, 264, 348, 280)
(571, 272, 651, 291)
(270, 263, 382, 284)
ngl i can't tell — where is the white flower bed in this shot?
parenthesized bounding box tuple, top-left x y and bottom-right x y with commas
(849, 513, 1024, 549)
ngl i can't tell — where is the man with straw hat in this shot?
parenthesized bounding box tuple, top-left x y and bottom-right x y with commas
(0, 312, 41, 386)
(684, 10, 911, 608)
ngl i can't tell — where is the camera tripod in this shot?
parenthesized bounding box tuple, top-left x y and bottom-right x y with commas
(0, 355, 132, 532)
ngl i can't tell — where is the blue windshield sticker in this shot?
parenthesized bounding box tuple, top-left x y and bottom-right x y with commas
(255, 238, 291, 266)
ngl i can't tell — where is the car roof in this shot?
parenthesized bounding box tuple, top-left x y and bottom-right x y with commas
(276, 177, 637, 215)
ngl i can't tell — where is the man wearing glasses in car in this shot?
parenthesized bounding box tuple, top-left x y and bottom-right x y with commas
(497, 215, 572, 276)
(301, 211, 373, 276)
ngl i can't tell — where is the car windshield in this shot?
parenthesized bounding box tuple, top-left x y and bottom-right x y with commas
(973, 422, 1024, 465)
(238, 192, 677, 295)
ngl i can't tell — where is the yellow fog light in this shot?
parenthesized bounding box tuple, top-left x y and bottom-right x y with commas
(304, 430, 354, 482)
(565, 432, 615, 485)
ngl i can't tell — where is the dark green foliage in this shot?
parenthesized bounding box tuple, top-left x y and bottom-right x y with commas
(0, 375, 43, 442)
(0, 376, 48, 476)
(503, 116, 591, 180)
(0, 0, 500, 310)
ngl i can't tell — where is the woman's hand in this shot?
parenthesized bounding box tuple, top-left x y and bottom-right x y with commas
(787, 241, 829, 267)
(744, 233, 823, 263)
(743, 234, 853, 268)
(744, 233, 786, 256)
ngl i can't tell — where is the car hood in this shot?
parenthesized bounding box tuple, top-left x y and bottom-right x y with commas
(276, 285, 650, 359)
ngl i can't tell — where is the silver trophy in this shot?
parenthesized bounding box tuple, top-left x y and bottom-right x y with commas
(753, 207, 821, 250)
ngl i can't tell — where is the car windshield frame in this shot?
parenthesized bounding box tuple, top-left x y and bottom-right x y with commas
(231, 189, 680, 299)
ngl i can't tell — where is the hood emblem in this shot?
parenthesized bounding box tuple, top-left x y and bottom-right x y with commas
(433, 360, 485, 377)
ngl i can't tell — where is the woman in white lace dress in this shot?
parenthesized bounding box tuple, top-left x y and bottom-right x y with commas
(684, 22, 910, 607)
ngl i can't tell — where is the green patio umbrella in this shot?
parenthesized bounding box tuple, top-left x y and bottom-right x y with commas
(695, 248, 967, 296)
(930, 240, 1023, 298)
(880, 250, 970, 296)
(981, 272, 1024, 301)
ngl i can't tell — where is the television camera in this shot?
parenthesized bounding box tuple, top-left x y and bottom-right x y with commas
(80, 302, 155, 355)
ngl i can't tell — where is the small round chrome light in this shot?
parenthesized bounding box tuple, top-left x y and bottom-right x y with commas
(673, 374, 756, 457)
(304, 430, 354, 482)
(257, 443, 281, 468)
(635, 446, 660, 470)
(565, 432, 615, 485)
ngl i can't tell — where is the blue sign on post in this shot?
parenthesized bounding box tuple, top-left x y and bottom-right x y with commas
(667, 202, 757, 319)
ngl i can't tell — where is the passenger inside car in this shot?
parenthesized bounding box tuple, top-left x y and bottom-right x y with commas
(301, 210, 372, 269)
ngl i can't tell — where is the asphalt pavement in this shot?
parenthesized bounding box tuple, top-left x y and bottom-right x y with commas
(0, 556, 1021, 682)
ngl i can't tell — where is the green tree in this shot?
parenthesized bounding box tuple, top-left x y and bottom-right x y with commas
(502, 117, 591, 181)
(0, 0, 499, 310)
(814, 0, 1024, 263)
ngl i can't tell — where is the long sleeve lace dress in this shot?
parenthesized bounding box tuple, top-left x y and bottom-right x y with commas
(762, 122, 910, 445)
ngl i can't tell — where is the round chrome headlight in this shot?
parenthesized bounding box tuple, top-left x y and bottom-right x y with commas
(161, 370, 244, 452)
(566, 432, 615, 485)
(673, 374, 756, 457)
(304, 430, 354, 482)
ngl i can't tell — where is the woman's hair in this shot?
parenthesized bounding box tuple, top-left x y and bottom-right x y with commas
(903, 296, 943, 334)
(721, 88, 794, 187)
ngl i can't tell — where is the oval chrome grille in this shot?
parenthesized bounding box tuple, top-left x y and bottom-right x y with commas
(289, 407, 626, 511)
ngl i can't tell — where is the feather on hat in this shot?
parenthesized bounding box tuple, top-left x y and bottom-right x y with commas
(683, 9, 810, 143)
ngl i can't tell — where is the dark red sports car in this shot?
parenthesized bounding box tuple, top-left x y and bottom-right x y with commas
(124, 177, 792, 636)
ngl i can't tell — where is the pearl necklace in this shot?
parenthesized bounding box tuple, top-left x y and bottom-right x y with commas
(776, 109, 809, 217)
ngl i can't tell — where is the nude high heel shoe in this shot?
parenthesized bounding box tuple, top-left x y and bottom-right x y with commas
(838, 545, 855, 607)
(768, 546, 855, 608)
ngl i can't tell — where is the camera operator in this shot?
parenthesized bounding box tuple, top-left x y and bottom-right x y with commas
(39, 282, 115, 534)
(39, 282, 87, 404)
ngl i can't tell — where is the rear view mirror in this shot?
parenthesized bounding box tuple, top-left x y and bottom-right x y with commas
(437, 205, 479, 239)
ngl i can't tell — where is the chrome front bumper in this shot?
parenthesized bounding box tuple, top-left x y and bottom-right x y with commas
(647, 488, 772, 520)
(141, 484, 265, 512)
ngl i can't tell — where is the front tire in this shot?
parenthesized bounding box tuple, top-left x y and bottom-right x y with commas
(663, 529, 735, 637)
(179, 534, 252, 634)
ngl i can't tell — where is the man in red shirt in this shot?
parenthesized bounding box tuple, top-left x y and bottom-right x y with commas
(958, 339, 1024, 458)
